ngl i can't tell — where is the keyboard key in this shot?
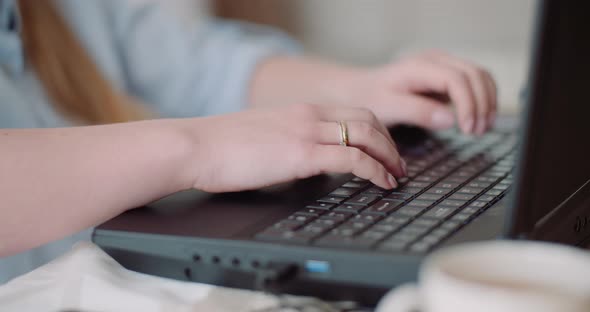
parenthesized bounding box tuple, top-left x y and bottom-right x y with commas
(467, 181, 492, 189)
(414, 175, 437, 183)
(438, 182, 460, 189)
(455, 169, 476, 177)
(457, 187, 485, 195)
(364, 200, 403, 215)
(461, 206, 479, 215)
(390, 230, 422, 242)
(415, 193, 444, 202)
(426, 188, 452, 196)
(360, 230, 388, 240)
(444, 176, 469, 184)
(397, 177, 410, 185)
(320, 211, 354, 222)
(419, 232, 445, 245)
(424, 169, 447, 179)
(399, 225, 430, 237)
(314, 218, 340, 227)
(271, 221, 303, 231)
(392, 205, 424, 218)
(432, 164, 454, 174)
(485, 189, 503, 196)
(397, 187, 423, 195)
(329, 188, 358, 197)
(478, 195, 496, 202)
(440, 199, 466, 208)
(342, 181, 367, 188)
(345, 194, 380, 206)
(448, 193, 475, 201)
(467, 201, 487, 209)
(351, 176, 368, 182)
(475, 176, 497, 183)
(354, 213, 383, 224)
(459, 206, 480, 217)
(287, 214, 314, 224)
(407, 181, 430, 188)
(362, 186, 390, 196)
(492, 184, 510, 191)
(333, 204, 366, 213)
(430, 227, 453, 238)
(384, 192, 413, 201)
(409, 242, 432, 253)
(318, 196, 345, 205)
(372, 222, 404, 233)
(380, 215, 411, 226)
(306, 202, 335, 210)
(342, 220, 371, 231)
(406, 200, 435, 209)
(329, 226, 357, 237)
(301, 224, 331, 235)
(423, 205, 456, 219)
(485, 171, 506, 177)
(411, 217, 440, 228)
(296, 208, 327, 217)
(407, 164, 424, 172)
(450, 212, 471, 223)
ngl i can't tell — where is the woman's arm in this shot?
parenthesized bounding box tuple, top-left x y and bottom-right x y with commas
(0, 104, 406, 257)
(0, 120, 193, 256)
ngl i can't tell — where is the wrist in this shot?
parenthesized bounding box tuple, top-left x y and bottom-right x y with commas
(137, 118, 200, 194)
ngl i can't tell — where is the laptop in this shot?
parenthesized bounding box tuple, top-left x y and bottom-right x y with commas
(93, 0, 590, 305)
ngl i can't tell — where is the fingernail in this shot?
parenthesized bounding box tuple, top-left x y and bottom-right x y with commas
(400, 158, 408, 176)
(463, 118, 475, 134)
(388, 174, 398, 189)
(432, 111, 455, 129)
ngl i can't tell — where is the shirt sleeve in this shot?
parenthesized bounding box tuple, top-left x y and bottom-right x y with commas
(111, 2, 301, 118)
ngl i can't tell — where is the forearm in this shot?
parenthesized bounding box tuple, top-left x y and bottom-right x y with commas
(0, 120, 193, 256)
(248, 56, 368, 108)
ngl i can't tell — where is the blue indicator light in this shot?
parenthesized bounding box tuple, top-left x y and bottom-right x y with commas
(305, 260, 331, 273)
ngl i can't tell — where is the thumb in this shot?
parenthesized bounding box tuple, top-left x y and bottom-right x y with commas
(376, 95, 456, 130)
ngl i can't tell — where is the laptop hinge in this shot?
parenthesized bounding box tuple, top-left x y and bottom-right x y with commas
(530, 179, 590, 245)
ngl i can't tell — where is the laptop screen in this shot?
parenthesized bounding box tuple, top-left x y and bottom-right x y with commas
(510, 1, 590, 237)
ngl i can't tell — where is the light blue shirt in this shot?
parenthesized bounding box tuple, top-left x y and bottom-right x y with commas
(0, 0, 298, 282)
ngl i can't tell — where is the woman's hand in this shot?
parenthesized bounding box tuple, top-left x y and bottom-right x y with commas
(249, 51, 497, 136)
(182, 104, 407, 193)
(349, 51, 497, 135)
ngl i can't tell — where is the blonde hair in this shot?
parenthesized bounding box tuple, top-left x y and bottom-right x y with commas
(18, 0, 147, 125)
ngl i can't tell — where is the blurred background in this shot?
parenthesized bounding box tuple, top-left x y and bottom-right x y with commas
(147, 0, 537, 114)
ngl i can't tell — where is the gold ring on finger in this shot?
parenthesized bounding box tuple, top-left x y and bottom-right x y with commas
(337, 121, 349, 147)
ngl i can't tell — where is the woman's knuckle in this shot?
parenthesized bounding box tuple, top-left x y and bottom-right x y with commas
(357, 122, 375, 138)
(293, 103, 319, 120)
(298, 121, 318, 140)
(450, 70, 469, 85)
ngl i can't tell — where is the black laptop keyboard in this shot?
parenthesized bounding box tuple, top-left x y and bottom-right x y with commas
(255, 131, 517, 253)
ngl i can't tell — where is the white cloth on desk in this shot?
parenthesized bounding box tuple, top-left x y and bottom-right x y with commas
(0, 242, 292, 312)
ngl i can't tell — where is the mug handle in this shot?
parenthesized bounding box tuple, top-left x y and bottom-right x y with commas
(376, 283, 421, 312)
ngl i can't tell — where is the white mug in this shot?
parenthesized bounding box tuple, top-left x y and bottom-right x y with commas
(376, 240, 590, 312)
